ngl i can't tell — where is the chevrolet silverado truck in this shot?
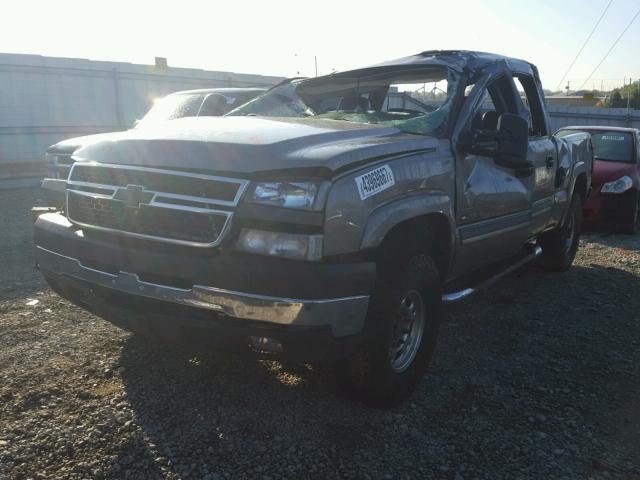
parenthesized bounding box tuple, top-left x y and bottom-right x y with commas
(34, 51, 592, 407)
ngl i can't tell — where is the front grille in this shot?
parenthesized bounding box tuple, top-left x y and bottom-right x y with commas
(55, 154, 74, 166)
(66, 163, 248, 246)
(71, 163, 243, 205)
(69, 192, 119, 228)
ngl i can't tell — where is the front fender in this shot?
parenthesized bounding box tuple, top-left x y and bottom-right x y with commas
(553, 132, 592, 221)
(322, 140, 455, 257)
(568, 160, 591, 201)
(360, 192, 454, 250)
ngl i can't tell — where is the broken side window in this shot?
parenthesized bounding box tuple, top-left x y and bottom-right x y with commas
(512, 75, 547, 137)
(468, 75, 519, 133)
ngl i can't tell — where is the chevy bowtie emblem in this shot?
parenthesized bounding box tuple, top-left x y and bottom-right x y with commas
(113, 184, 154, 208)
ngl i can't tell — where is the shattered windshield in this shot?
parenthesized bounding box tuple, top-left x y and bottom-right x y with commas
(228, 67, 460, 137)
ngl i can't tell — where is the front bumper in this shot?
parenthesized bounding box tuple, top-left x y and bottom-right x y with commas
(34, 212, 376, 358)
(583, 188, 635, 224)
(36, 245, 370, 337)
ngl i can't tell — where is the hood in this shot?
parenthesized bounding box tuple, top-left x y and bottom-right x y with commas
(48, 131, 128, 154)
(592, 159, 637, 186)
(72, 116, 437, 178)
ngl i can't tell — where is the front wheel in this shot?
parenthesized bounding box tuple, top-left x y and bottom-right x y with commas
(539, 194, 582, 271)
(334, 254, 441, 408)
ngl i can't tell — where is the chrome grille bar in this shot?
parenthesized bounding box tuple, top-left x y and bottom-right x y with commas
(68, 162, 249, 207)
(65, 162, 248, 247)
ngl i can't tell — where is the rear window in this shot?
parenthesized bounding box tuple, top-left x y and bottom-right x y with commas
(557, 130, 633, 163)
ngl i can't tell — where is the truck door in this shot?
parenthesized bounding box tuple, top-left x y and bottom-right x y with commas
(452, 74, 534, 277)
(512, 74, 556, 234)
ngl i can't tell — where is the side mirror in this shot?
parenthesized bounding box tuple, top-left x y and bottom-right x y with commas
(466, 113, 531, 171)
(494, 113, 529, 169)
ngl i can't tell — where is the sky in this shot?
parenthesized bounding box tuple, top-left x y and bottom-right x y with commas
(2, 0, 639, 92)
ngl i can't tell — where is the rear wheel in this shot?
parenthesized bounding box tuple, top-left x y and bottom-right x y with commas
(335, 253, 441, 408)
(539, 194, 582, 271)
(620, 190, 639, 234)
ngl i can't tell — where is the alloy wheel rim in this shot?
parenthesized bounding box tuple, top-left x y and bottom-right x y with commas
(389, 290, 426, 373)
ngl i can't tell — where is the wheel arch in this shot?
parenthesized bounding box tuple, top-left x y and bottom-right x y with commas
(361, 197, 454, 279)
(572, 172, 589, 204)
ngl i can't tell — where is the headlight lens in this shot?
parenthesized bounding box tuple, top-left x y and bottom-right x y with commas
(236, 229, 323, 261)
(250, 181, 319, 209)
(601, 175, 632, 194)
(45, 153, 58, 178)
(45, 152, 73, 180)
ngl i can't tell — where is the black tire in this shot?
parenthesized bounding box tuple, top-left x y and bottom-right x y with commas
(334, 253, 442, 408)
(539, 193, 582, 271)
(620, 190, 639, 234)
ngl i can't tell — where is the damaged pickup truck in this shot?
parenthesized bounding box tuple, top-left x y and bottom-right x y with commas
(34, 51, 592, 407)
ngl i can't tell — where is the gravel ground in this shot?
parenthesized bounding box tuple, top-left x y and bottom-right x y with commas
(1, 187, 639, 480)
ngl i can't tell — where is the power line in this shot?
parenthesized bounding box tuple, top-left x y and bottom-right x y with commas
(579, 7, 640, 90)
(556, 0, 614, 91)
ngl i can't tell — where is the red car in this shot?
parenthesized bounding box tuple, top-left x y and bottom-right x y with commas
(556, 126, 640, 233)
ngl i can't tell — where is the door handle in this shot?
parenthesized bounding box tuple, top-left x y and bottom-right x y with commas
(545, 156, 554, 169)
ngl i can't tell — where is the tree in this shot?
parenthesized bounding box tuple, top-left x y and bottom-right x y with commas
(608, 91, 624, 108)
(606, 80, 640, 109)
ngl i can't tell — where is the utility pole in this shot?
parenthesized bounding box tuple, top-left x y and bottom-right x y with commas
(627, 78, 632, 109)
(565, 81, 570, 96)
(314, 56, 318, 77)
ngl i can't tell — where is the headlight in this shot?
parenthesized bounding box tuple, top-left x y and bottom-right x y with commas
(601, 176, 632, 194)
(236, 228, 323, 261)
(45, 152, 73, 180)
(45, 153, 58, 178)
(249, 181, 320, 210)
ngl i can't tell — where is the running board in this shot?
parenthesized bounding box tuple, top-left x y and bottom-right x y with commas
(441, 245, 542, 304)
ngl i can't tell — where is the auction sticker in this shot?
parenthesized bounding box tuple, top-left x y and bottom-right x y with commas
(355, 165, 395, 200)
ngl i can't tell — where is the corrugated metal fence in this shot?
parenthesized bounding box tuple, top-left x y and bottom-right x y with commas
(547, 106, 640, 131)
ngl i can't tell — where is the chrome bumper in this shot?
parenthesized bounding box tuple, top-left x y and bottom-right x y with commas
(35, 246, 369, 337)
